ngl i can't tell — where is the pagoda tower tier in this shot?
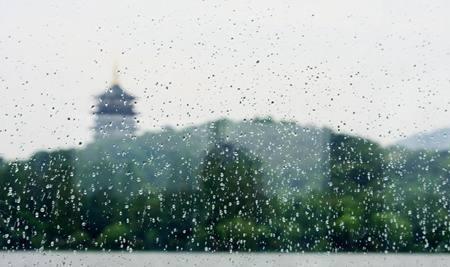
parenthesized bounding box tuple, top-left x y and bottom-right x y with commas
(94, 83, 137, 139)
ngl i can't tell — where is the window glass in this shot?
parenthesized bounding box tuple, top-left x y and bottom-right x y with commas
(1, 0, 449, 266)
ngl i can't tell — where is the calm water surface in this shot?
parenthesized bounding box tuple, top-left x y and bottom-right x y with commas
(0, 252, 448, 267)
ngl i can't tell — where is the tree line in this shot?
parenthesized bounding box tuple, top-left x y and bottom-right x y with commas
(0, 132, 450, 252)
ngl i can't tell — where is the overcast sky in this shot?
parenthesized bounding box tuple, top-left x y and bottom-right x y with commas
(1, 0, 450, 159)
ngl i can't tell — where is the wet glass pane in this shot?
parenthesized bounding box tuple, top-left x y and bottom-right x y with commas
(1, 0, 450, 266)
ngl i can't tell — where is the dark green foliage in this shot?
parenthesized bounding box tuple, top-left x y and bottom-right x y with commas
(1, 128, 450, 252)
(327, 134, 387, 251)
(197, 142, 268, 251)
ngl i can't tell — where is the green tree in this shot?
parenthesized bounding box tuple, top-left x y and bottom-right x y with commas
(32, 150, 83, 248)
(198, 141, 267, 251)
(328, 134, 387, 251)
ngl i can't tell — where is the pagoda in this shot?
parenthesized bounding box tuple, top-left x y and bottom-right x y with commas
(94, 69, 137, 139)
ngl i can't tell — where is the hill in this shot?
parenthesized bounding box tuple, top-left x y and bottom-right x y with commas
(395, 128, 450, 151)
(74, 118, 332, 195)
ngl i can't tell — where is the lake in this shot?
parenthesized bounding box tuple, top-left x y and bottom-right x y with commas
(0, 252, 449, 267)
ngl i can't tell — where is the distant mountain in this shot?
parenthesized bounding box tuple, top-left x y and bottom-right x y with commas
(8, 117, 447, 201)
(74, 118, 332, 195)
(395, 128, 450, 151)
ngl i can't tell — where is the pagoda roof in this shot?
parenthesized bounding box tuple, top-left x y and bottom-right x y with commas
(95, 83, 137, 115)
(96, 84, 136, 101)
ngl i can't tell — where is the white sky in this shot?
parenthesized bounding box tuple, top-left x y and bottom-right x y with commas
(1, 0, 450, 159)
